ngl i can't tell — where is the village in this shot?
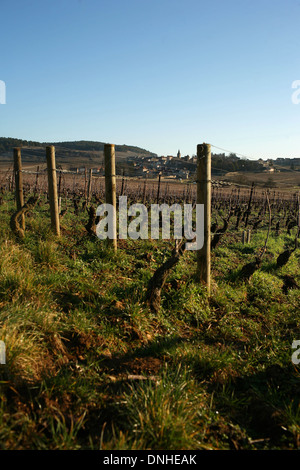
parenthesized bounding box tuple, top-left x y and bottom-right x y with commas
(127, 150, 195, 180)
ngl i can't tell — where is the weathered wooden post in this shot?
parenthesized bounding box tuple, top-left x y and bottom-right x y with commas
(157, 174, 161, 204)
(196, 143, 211, 293)
(34, 165, 40, 195)
(58, 197, 62, 215)
(84, 167, 87, 200)
(247, 229, 251, 244)
(242, 231, 246, 244)
(87, 168, 93, 203)
(104, 143, 117, 251)
(46, 146, 60, 236)
(120, 169, 125, 196)
(58, 169, 62, 196)
(13, 148, 25, 230)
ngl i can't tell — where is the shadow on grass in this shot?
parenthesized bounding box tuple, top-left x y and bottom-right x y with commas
(97, 334, 186, 373)
(93, 333, 300, 449)
(2, 325, 299, 450)
(209, 363, 300, 449)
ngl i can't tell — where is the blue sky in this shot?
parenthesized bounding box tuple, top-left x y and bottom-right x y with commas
(1, 0, 300, 159)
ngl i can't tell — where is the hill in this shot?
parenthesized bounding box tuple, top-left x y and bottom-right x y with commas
(0, 137, 157, 169)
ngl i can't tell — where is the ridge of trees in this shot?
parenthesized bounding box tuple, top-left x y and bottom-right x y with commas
(211, 152, 263, 173)
(0, 137, 156, 157)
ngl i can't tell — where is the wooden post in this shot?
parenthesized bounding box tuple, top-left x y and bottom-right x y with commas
(84, 167, 87, 200)
(157, 174, 161, 204)
(13, 148, 25, 230)
(34, 165, 40, 195)
(196, 143, 211, 293)
(247, 229, 251, 244)
(58, 169, 62, 196)
(120, 169, 125, 196)
(104, 143, 117, 251)
(87, 168, 93, 202)
(46, 146, 60, 236)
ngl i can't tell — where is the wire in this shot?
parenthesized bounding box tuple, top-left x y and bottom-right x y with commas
(210, 143, 300, 173)
(210, 144, 257, 160)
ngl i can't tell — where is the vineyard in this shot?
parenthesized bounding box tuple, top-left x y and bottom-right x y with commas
(0, 146, 300, 451)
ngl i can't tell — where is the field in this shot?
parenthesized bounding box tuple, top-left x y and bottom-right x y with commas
(220, 170, 300, 190)
(0, 176, 300, 450)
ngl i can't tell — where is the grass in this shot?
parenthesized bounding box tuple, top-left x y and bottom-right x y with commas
(0, 192, 299, 450)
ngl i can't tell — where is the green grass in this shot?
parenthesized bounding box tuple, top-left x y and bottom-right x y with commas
(0, 192, 299, 450)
